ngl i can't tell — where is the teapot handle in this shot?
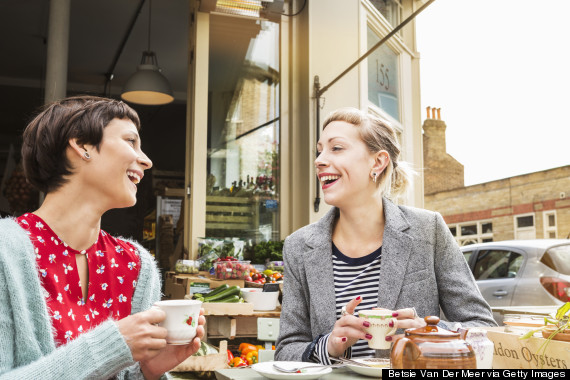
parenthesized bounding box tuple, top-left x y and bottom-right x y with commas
(390, 336, 410, 369)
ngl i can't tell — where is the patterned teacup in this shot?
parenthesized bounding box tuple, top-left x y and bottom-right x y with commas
(359, 309, 397, 349)
(153, 299, 202, 344)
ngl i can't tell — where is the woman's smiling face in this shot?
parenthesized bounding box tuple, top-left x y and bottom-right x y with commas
(315, 120, 377, 208)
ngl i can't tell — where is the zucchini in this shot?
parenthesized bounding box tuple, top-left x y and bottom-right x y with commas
(202, 284, 229, 298)
(213, 295, 241, 303)
(203, 285, 241, 302)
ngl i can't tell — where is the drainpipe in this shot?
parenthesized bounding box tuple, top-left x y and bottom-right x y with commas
(44, 0, 70, 103)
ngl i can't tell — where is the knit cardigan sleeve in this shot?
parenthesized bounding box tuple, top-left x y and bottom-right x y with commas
(0, 219, 167, 380)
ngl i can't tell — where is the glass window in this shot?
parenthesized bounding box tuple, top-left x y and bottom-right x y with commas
(482, 223, 493, 234)
(548, 214, 556, 227)
(517, 215, 534, 228)
(367, 26, 399, 121)
(369, 0, 401, 27)
(473, 250, 523, 280)
(463, 250, 473, 264)
(541, 244, 570, 275)
(449, 226, 457, 236)
(461, 224, 477, 236)
(206, 16, 280, 243)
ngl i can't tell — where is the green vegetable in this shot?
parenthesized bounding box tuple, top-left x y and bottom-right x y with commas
(252, 240, 284, 264)
(200, 284, 229, 299)
(214, 295, 241, 303)
(203, 285, 241, 302)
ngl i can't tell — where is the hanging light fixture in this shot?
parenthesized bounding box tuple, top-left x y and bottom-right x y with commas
(121, 0, 174, 105)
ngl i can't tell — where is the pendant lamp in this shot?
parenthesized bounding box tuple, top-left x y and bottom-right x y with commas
(121, 0, 174, 105)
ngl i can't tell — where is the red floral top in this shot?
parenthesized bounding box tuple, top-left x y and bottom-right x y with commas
(16, 213, 141, 346)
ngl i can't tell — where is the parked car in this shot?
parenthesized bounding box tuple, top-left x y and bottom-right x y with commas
(460, 239, 570, 323)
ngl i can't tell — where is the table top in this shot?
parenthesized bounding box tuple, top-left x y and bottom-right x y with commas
(215, 367, 373, 380)
(491, 305, 558, 316)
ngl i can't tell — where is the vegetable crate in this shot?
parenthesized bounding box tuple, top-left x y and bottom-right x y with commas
(171, 340, 229, 373)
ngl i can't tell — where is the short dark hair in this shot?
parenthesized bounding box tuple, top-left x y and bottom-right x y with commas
(22, 95, 141, 193)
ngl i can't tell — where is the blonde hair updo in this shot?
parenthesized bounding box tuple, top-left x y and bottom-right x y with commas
(322, 107, 415, 198)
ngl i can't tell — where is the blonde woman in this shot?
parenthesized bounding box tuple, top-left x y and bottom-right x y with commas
(275, 107, 495, 363)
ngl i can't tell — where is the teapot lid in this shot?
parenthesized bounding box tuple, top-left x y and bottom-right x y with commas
(405, 316, 459, 337)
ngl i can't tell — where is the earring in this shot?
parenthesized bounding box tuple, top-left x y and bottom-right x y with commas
(372, 172, 377, 183)
(83, 151, 91, 160)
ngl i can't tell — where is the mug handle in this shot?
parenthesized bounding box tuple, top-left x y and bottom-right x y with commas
(387, 317, 398, 336)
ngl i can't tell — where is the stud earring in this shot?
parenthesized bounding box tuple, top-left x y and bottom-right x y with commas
(372, 172, 377, 183)
(83, 151, 91, 160)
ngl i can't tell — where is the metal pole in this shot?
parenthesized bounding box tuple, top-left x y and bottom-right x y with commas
(313, 76, 321, 212)
(44, 0, 70, 104)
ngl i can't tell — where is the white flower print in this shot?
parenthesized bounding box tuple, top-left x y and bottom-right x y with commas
(57, 293, 63, 303)
(117, 276, 124, 284)
(68, 308, 76, 320)
(53, 311, 62, 322)
(63, 263, 73, 274)
(37, 236, 45, 244)
(77, 298, 85, 306)
(62, 249, 69, 256)
(78, 325, 83, 333)
(53, 274, 58, 283)
(90, 308, 99, 319)
(96, 250, 104, 257)
(35, 247, 40, 259)
(118, 294, 127, 303)
(35, 221, 44, 229)
(96, 265, 105, 274)
(115, 245, 124, 254)
(101, 283, 108, 291)
(133, 280, 137, 287)
(20, 219, 29, 227)
(84, 314, 90, 322)
(128, 262, 136, 270)
(103, 298, 113, 308)
(65, 330, 73, 342)
(110, 258, 119, 268)
(48, 253, 56, 263)
(89, 294, 95, 302)
(40, 268, 47, 278)
(51, 236, 59, 245)
(102, 231, 107, 236)
(64, 284, 70, 292)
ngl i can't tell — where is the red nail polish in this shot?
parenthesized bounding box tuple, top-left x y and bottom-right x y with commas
(342, 337, 347, 342)
(356, 296, 361, 301)
(385, 336, 392, 342)
(392, 312, 399, 317)
(365, 334, 373, 340)
(363, 321, 370, 328)
(389, 321, 394, 328)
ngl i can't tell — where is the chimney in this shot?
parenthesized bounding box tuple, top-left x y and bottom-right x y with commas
(423, 105, 447, 156)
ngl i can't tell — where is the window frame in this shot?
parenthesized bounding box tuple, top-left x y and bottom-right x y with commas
(448, 219, 493, 246)
(543, 210, 557, 239)
(514, 212, 536, 240)
(471, 248, 526, 281)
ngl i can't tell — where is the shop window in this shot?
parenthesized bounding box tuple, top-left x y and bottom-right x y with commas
(367, 25, 400, 122)
(368, 0, 402, 27)
(206, 16, 280, 243)
(473, 250, 523, 280)
(461, 224, 477, 236)
(543, 211, 557, 239)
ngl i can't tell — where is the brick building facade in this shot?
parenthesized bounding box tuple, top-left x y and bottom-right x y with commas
(423, 108, 570, 245)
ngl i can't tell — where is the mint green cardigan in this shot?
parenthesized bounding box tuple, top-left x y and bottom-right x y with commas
(0, 218, 165, 380)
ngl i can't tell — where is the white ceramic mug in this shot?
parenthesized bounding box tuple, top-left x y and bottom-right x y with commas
(359, 309, 397, 349)
(153, 299, 202, 345)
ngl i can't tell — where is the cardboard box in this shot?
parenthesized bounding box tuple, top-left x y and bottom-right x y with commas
(484, 327, 570, 369)
(163, 271, 245, 300)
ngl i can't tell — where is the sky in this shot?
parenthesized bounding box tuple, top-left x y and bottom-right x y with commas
(415, 0, 570, 186)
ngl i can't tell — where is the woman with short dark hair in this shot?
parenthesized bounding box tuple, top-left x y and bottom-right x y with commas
(0, 96, 205, 379)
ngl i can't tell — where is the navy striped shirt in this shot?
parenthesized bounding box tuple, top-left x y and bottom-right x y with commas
(312, 243, 382, 363)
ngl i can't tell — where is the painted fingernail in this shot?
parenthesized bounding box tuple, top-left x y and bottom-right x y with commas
(385, 336, 393, 342)
(392, 312, 399, 317)
(389, 321, 394, 327)
(356, 296, 361, 301)
(365, 334, 373, 340)
(363, 321, 370, 328)
(342, 337, 347, 342)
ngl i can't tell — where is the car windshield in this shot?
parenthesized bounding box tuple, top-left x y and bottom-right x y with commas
(540, 244, 570, 275)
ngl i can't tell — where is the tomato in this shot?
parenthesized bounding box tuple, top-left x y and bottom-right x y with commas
(245, 276, 252, 282)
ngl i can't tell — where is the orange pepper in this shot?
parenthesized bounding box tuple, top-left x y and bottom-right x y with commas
(239, 343, 257, 354)
(245, 350, 258, 365)
(230, 357, 247, 367)
(256, 345, 264, 350)
(242, 346, 257, 356)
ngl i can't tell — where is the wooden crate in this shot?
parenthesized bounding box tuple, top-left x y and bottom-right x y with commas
(205, 196, 257, 231)
(171, 340, 229, 372)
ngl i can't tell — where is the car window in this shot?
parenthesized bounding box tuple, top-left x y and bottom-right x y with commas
(473, 249, 523, 280)
(463, 250, 473, 264)
(540, 244, 570, 275)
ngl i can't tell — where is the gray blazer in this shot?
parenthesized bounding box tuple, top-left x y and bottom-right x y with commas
(275, 198, 496, 361)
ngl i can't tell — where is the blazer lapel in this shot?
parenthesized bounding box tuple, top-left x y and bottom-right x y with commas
(377, 198, 413, 310)
(303, 208, 338, 332)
